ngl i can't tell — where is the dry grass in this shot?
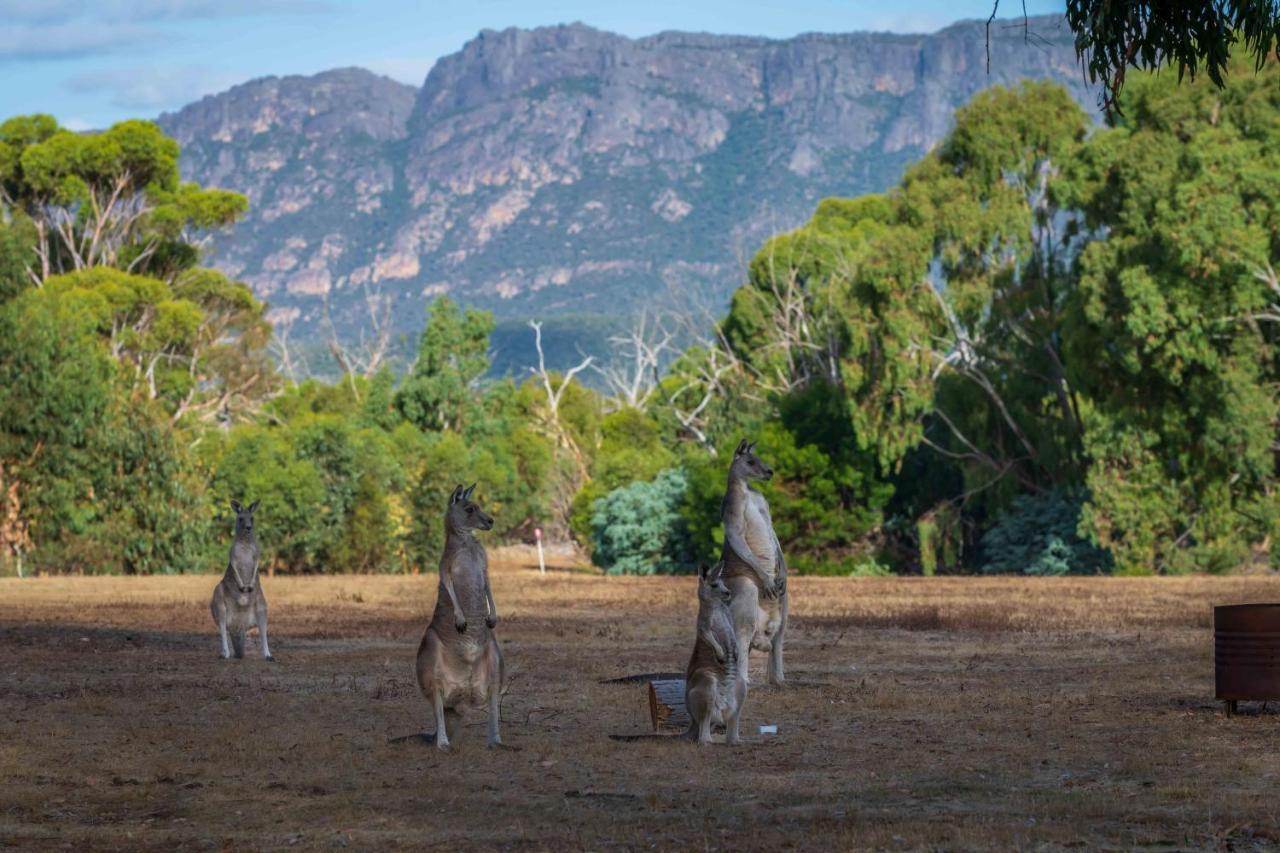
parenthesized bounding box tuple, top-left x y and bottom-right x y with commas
(1, 563, 1279, 851)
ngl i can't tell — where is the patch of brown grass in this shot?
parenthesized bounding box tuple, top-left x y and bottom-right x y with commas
(0, 567, 1277, 850)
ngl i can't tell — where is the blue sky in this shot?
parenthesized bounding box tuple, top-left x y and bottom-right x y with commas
(0, 0, 1066, 129)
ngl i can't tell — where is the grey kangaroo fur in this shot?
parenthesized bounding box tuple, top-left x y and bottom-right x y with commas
(719, 439, 788, 687)
(684, 560, 746, 745)
(413, 483, 508, 751)
(210, 499, 273, 661)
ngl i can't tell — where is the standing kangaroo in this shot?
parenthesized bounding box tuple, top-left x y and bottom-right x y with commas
(210, 500, 273, 661)
(414, 484, 507, 751)
(720, 439, 787, 687)
(685, 561, 746, 745)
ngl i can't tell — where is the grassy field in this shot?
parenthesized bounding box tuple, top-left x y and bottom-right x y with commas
(1, 561, 1278, 851)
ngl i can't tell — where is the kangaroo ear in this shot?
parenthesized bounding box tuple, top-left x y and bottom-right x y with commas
(463, 482, 477, 500)
(248, 500, 260, 514)
(698, 562, 710, 579)
(710, 561, 725, 582)
(735, 439, 749, 457)
(747, 441, 756, 453)
(230, 500, 242, 513)
(450, 485, 464, 505)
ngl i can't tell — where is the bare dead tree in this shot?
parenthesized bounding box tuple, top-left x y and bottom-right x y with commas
(594, 310, 676, 410)
(268, 312, 309, 385)
(917, 275, 1050, 493)
(1250, 263, 1280, 324)
(527, 320, 594, 531)
(653, 341, 740, 456)
(751, 240, 842, 395)
(322, 282, 394, 400)
(528, 320, 594, 472)
(31, 173, 165, 280)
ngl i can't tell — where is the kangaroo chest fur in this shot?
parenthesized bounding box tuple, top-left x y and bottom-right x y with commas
(215, 536, 262, 631)
(689, 607, 739, 718)
(431, 537, 492, 655)
(723, 487, 778, 582)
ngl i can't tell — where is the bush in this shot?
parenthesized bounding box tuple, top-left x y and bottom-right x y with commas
(979, 492, 1112, 576)
(569, 408, 675, 547)
(591, 468, 694, 575)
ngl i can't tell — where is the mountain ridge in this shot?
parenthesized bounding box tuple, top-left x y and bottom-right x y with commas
(158, 14, 1094, 373)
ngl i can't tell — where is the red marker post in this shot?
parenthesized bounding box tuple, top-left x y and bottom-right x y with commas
(534, 527, 545, 576)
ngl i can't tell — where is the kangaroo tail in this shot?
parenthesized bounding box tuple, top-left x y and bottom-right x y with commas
(609, 726, 700, 744)
(387, 732, 440, 745)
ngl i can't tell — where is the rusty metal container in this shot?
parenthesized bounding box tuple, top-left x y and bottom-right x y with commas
(1214, 603, 1280, 714)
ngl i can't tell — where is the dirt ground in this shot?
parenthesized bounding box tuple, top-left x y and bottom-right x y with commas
(1, 562, 1279, 851)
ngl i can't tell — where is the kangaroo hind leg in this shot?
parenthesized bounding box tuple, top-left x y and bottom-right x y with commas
(767, 595, 787, 687)
(483, 639, 508, 749)
(257, 603, 273, 661)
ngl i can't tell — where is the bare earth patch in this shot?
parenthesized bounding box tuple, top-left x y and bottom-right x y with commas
(1, 567, 1278, 850)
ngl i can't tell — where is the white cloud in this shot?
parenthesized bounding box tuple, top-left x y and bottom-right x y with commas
(63, 65, 238, 112)
(0, 0, 334, 61)
(0, 22, 159, 61)
(0, 0, 334, 24)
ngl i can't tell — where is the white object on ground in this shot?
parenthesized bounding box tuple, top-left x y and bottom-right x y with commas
(759, 724, 778, 735)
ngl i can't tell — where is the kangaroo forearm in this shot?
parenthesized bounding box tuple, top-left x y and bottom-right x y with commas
(442, 570, 463, 614)
(699, 628, 725, 662)
(725, 529, 770, 579)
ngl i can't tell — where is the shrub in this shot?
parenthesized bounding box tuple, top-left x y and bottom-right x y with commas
(569, 408, 674, 547)
(979, 491, 1112, 576)
(590, 468, 694, 575)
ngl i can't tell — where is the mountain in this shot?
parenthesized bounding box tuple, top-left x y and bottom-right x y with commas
(158, 15, 1095, 374)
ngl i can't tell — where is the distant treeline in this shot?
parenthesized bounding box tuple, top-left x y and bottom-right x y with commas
(1, 54, 1277, 576)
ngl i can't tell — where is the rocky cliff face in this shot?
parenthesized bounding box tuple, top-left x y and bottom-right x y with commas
(159, 15, 1093, 370)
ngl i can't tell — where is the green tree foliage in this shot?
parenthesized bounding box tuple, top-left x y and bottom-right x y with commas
(332, 473, 393, 573)
(37, 267, 275, 423)
(209, 425, 328, 572)
(901, 82, 1091, 498)
(1057, 55, 1280, 573)
(723, 192, 940, 472)
(0, 281, 116, 565)
(656, 63, 1279, 576)
(0, 116, 246, 280)
(569, 408, 675, 546)
(0, 279, 213, 573)
(406, 414, 555, 569)
(1062, 0, 1280, 111)
(396, 296, 494, 433)
(591, 468, 694, 575)
(0, 216, 35, 301)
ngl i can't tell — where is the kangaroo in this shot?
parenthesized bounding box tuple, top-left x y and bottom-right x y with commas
(414, 484, 507, 751)
(210, 500, 273, 661)
(684, 561, 746, 745)
(719, 439, 787, 687)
